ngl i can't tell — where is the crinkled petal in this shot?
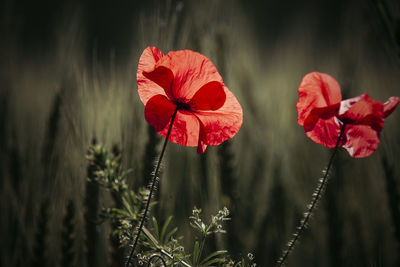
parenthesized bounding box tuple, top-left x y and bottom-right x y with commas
(138, 47, 243, 153)
(144, 95, 176, 132)
(194, 86, 242, 148)
(143, 66, 174, 99)
(158, 110, 201, 148)
(383, 96, 400, 118)
(338, 94, 364, 115)
(339, 94, 384, 131)
(303, 104, 341, 130)
(305, 117, 343, 148)
(137, 47, 167, 105)
(297, 72, 342, 126)
(189, 81, 226, 111)
(145, 95, 201, 148)
(342, 125, 380, 158)
(154, 50, 223, 100)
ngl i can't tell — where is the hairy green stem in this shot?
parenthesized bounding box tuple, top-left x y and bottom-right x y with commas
(277, 124, 345, 267)
(126, 107, 179, 267)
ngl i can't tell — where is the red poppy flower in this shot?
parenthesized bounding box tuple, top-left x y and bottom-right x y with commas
(297, 72, 399, 158)
(137, 47, 243, 153)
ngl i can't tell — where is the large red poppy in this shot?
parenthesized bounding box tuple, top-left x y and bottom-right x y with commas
(137, 47, 243, 153)
(297, 72, 399, 158)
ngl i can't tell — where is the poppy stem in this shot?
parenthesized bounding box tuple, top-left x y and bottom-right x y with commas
(277, 124, 346, 267)
(126, 107, 179, 267)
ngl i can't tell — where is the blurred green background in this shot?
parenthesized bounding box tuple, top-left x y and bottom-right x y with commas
(1, 0, 400, 266)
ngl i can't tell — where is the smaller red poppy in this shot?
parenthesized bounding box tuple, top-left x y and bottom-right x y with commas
(137, 47, 243, 153)
(297, 72, 399, 158)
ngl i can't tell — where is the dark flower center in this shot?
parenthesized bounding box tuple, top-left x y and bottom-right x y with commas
(173, 99, 192, 111)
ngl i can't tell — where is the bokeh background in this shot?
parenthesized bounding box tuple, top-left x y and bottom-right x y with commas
(1, 0, 400, 266)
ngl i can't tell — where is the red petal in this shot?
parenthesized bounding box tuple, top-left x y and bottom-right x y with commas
(297, 72, 342, 126)
(145, 95, 176, 132)
(338, 94, 384, 131)
(143, 66, 174, 99)
(189, 81, 226, 111)
(342, 125, 380, 158)
(303, 104, 341, 130)
(383, 96, 400, 118)
(146, 95, 202, 149)
(153, 50, 223, 101)
(158, 110, 201, 148)
(305, 117, 343, 148)
(139, 48, 243, 153)
(194, 86, 242, 148)
(137, 47, 167, 105)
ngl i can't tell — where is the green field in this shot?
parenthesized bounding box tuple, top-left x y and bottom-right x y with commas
(1, 0, 400, 266)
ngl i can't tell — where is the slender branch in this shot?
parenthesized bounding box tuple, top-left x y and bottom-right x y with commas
(126, 107, 179, 267)
(277, 124, 346, 267)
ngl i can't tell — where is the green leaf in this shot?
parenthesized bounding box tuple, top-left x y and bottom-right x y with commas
(190, 221, 203, 233)
(141, 227, 160, 249)
(160, 216, 173, 243)
(200, 257, 226, 266)
(152, 217, 159, 240)
(164, 227, 178, 245)
(122, 194, 134, 211)
(193, 241, 200, 265)
(200, 250, 227, 265)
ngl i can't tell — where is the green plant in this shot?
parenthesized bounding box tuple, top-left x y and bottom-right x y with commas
(189, 207, 229, 266)
(86, 143, 257, 266)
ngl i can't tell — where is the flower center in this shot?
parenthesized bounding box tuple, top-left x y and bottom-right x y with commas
(173, 99, 192, 112)
(337, 116, 354, 125)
